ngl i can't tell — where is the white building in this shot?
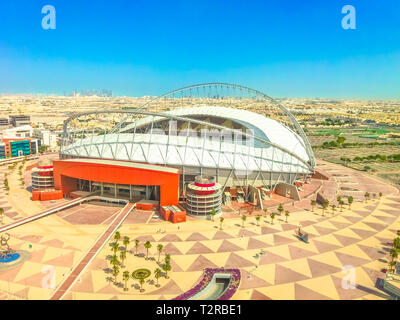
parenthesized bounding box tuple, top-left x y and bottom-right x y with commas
(2, 125, 32, 139)
(32, 129, 58, 149)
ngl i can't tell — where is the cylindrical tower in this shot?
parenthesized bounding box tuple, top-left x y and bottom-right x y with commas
(186, 176, 222, 218)
(31, 159, 54, 190)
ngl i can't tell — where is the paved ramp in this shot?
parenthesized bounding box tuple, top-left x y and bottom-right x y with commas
(50, 202, 136, 300)
(0, 195, 127, 234)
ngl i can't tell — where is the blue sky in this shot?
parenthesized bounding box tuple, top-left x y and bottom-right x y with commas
(0, 0, 399, 98)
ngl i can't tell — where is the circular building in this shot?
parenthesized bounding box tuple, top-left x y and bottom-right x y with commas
(56, 83, 315, 212)
(186, 176, 222, 218)
(31, 159, 54, 190)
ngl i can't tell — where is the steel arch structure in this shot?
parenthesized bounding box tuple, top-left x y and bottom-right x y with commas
(60, 83, 315, 194)
(131, 83, 315, 168)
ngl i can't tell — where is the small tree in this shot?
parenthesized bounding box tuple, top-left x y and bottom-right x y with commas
(339, 200, 344, 212)
(144, 241, 152, 260)
(210, 208, 216, 221)
(348, 196, 354, 209)
(111, 242, 120, 255)
(364, 192, 370, 203)
(139, 278, 145, 292)
(241, 214, 246, 228)
(120, 249, 127, 268)
(255, 215, 261, 226)
(0, 208, 4, 225)
(311, 200, 316, 212)
(134, 239, 140, 255)
(322, 200, 329, 216)
(110, 254, 119, 267)
(331, 205, 336, 215)
(394, 237, 400, 250)
(154, 268, 162, 287)
(123, 236, 130, 252)
(285, 210, 290, 223)
(163, 261, 171, 279)
(112, 265, 120, 284)
(379, 192, 383, 199)
(114, 231, 121, 243)
(165, 253, 171, 265)
(277, 203, 284, 216)
(157, 244, 163, 262)
(389, 260, 396, 273)
(219, 217, 224, 230)
(390, 248, 398, 263)
(123, 270, 130, 291)
(270, 213, 275, 225)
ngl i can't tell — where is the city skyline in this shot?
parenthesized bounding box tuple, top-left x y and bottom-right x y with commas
(1, 0, 400, 99)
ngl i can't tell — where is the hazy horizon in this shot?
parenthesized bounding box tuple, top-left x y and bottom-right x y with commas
(1, 0, 400, 99)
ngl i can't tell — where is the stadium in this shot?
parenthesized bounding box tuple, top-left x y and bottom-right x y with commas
(52, 83, 315, 219)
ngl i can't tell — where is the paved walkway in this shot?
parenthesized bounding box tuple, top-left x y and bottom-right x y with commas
(0, 197, 88, 234)
(50, 202, 136, 300)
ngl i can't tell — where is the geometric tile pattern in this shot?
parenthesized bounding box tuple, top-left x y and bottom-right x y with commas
(0, 161, 399, 300)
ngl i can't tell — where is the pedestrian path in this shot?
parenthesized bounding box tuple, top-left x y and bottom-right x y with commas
(50, 202, 136, 300)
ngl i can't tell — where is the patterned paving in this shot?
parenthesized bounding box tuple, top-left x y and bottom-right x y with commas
(0, 160, 399, 300)
(65, 192, 400, 300)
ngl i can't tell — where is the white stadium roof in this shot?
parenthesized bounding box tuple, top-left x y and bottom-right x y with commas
(62, 107, 313, 174)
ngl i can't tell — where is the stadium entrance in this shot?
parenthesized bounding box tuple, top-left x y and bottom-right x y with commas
(77, 179, 160, 202)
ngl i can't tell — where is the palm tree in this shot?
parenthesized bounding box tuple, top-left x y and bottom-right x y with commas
(0, 208, 4, 225)
(111, 242, 120, 255)
(389, 260, 396, 273)
(331, 205, 336, 215)
(162, 261, 171, 279)
(270, 213, 275, 225)
(311, 200, 316, 212)
(219, 217, 224, 230)
(277, 203, 284, 216)
(394, 237, 400, 250)
(114, 231, 121, 243)
(372, 193, 376, 200)
(134, 239, 140, 255)
(165, 253, 171, 265)
(339, 200, 344, 212)
(110, 254, 119, 267)
(348, 196, 354, 209)
(123, 236, 130, 252)
(241, 214, 246, 228)
(154, 268, 162, 287)
(139, 278, 145, 292)
(379, 192, 383, 199)
(364, 192, 370, 203)
(390, 248, 398, 263)
(255, 215, 261, 226)
(322, 200, 329, 216)
(210, 208, 216, 221)
(123, 270, 130, 291)
(144, 241, 152, 260)
(285, 210, 290, 223)
(157, 244, 163, 262)
(120, 249, 127, 268)
(112, 265, 120, 284)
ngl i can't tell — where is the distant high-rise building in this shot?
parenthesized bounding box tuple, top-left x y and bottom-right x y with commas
(9, 115, 30, 127)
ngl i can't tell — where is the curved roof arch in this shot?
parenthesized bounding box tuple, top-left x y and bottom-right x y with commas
(126, 82, 315, 168)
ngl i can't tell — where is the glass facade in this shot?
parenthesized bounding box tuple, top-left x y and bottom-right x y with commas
(10, 140, 31, 157)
